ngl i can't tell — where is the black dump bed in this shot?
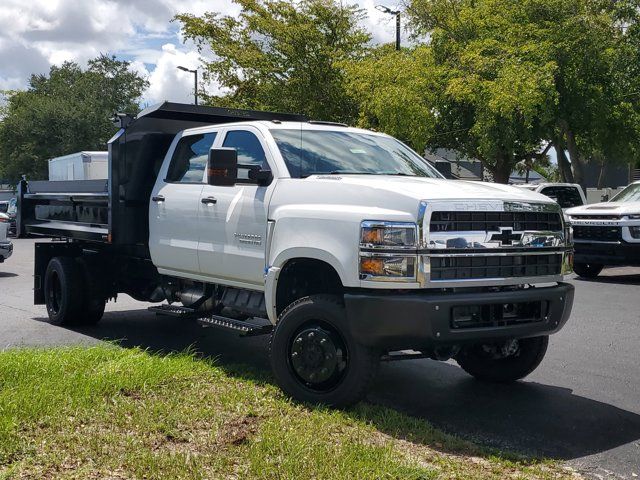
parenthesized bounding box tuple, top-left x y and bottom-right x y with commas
(17, 102, 306, 247)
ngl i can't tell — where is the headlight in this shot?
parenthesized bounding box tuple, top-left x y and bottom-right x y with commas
(360, 254, 416, 280)
(360, 221, 417, 249)
(359, 221, 418, 281)
(627, 214, 640, 220)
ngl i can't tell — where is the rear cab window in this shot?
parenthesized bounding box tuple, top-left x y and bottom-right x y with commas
(166, 132, 217, 183)
(540, 186, 584, 208)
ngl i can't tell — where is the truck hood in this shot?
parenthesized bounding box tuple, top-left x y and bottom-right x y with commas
(303, 175, 554, 203)
(567, 201, 640, 216)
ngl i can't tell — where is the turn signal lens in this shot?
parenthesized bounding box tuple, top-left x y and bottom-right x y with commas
(360, 255, 416, 279)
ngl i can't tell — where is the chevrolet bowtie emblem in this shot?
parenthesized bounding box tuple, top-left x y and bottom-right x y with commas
(489, 227, 522, 246)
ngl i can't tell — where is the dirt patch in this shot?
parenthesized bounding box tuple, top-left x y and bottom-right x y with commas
(218, 414, 262, 446)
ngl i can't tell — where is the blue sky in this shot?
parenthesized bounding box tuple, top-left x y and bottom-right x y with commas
(0, 0, 400, 106)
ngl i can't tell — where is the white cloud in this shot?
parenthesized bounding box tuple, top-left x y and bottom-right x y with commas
(0, 0, 400, 104)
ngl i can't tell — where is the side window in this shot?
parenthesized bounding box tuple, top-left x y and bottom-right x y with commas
(166, 132, 217, 183)
(222, 130, 267, 180)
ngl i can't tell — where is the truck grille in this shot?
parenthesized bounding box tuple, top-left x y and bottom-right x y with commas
(430, 211, 562, 232)
(430, 254, 563, 280)
(573, 225, 621, 241)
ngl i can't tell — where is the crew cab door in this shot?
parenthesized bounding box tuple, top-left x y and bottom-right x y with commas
(197, 127, 271, 287)
(149, 131, 218, 276)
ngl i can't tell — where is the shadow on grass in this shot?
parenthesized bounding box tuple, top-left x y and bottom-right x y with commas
(46, 307, 640, 464)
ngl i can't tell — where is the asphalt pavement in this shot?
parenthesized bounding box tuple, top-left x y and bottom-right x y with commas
(1, 238, 639, 479)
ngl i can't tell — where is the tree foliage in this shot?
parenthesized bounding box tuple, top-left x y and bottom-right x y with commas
(176, 0, 370, 123)
(0, 55, 147, 182)
(349, 0, 640, 184)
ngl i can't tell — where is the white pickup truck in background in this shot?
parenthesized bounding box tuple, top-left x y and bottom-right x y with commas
(567, 181, 640, 278)
(517, 183, 586, 210)
(17, 102, 575, 406)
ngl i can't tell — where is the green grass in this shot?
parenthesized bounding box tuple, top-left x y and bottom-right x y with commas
(0, 346, 579, 479)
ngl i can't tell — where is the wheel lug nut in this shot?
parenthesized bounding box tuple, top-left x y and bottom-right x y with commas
(291, 352, 298, 358)
(320, 368, 328, 375)
(307, 332, 315, 339)
(295, 337, 303, 344)
(309, 373, 316, 380)
(320, 338, 327, 345)
(325, 354, 332, 360)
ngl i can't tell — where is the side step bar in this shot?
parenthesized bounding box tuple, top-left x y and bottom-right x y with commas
(197, 314, 273, 337)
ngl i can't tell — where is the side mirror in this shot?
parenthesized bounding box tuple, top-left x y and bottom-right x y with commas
(207, 148, 238, 186)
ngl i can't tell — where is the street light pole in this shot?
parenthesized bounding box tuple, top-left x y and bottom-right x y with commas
(177, 66, 198, 105)
(376, 5, 401, 51)
(395, 11, 401, 51)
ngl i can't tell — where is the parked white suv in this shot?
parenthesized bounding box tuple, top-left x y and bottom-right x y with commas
(567, 181, 640, 277)
(0, 213, 13, 263)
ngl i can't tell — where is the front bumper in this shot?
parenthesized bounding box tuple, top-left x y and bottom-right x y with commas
(0, 241, 13, 262)
(344, 282, 574, 350)
(574, 241, 640, 266)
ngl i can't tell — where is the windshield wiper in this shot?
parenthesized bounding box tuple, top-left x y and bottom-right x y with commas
(301, 170, 378, 178)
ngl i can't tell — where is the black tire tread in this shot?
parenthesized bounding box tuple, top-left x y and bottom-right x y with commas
(573, 262, 603, 278)
(44, 257, 84, 326)
(269, 294, 379, 407)
(456, 336, 549, 383)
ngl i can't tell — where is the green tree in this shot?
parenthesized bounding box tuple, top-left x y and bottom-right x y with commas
(349, 0, 640, 184)
(176, 0, 370, 123)
(0, 55, 147, 182)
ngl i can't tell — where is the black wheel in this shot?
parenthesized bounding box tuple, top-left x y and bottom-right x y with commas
(573, 262, 603, 278)
(269, 295, 379, 407)
(456, 336, 549, 383)
(44, 257, 84, 326)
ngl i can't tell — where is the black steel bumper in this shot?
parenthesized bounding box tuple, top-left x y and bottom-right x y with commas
(574, 241, 640, 266)
(344, 283, 574, 350)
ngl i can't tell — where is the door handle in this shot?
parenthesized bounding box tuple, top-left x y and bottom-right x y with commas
(201, 197, 217, 205)
(152, 195, 165, 203)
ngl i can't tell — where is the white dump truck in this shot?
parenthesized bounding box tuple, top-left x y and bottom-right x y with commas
(18, 102, 575, 406)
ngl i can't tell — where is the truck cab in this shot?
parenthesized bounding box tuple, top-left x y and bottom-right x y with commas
(567, 181, 640, 277)
(18, 102, 575, 407)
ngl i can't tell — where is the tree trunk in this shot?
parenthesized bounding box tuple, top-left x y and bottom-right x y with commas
(554, 139, 574, 183)
(491, 155, 512, 184)
(597, 154, 607, 189)
(564, 128, 585, 189)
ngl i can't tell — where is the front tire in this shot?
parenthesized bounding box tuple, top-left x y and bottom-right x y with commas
(269, 295, 379, 407)
(573, 262, 603, 278)
(456, 336, 549, 383)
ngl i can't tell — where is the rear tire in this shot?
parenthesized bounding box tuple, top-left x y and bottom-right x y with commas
(44, 257, 84, 326)
(269, 295, 379, 407)
(456, 336, 549, 383)
(573, 262, 603, 278)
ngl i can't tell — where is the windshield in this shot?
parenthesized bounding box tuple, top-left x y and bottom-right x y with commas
(610, 183, 640, 203)
(270, 129, 442, 179)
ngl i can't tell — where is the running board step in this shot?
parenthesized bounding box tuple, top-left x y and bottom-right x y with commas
(148, 304, 197, 317)
(197, 314, 273, 337)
